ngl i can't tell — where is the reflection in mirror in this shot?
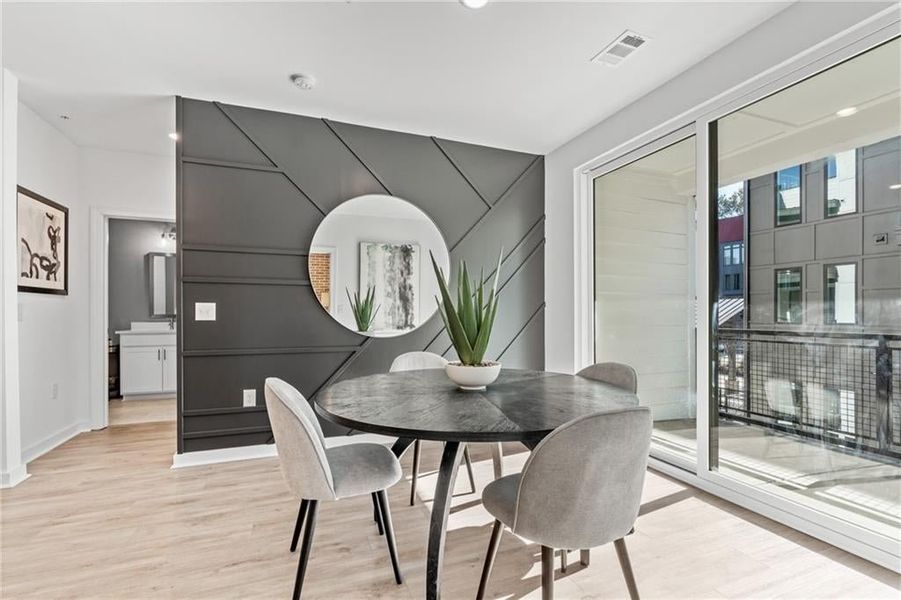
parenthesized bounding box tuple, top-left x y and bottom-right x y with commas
(309, 194, 450, 337)
(147, 252, 176, 316)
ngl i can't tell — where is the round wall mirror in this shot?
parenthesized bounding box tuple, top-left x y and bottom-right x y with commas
(309, 194, 450, 337)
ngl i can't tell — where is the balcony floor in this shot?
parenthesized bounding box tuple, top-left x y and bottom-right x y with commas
(654, 418, 901, 540)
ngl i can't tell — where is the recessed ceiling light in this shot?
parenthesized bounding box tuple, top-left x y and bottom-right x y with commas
(890, 183, 901, 190)
(460, 0, 488, 8)
(290, 73, 316, 91)
(168, 132, 179, 141)
(835, 107, 858, 118)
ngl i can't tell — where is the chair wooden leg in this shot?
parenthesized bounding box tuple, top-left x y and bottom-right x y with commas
(376, 489, 404, 584)
(410, 439, 422, 506)
(463, 445, 476, 494)
(614, 538, 639, 600)
(559, 549, 567, 573)
(372, 492, 384, 535)
(290, 499, 308, 552)
(490, 442, 503, 479)
(541, 545, 555, 600)
(476, 519, 503, 600)
(293, 499, 318, 600)
(579, 549, 590, 566)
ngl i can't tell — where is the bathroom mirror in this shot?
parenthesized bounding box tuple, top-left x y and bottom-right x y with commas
(147, 252, 176, 317)
(309, 194, 450, 337)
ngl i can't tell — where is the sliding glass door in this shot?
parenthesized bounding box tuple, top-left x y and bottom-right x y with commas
(593, 135, 698, 464)
(712, 38, 900, 541)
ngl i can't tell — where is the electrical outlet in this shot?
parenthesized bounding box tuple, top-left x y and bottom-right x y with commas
(242, 389, 256, 408)
(195, 302, 216, 321)
(50, 383, 58, 400)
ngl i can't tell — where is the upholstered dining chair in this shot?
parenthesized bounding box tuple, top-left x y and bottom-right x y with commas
(264, 378, 404, 600)
(567, 361, 640, 570)
(390, 351, 478, 505)
(577, 361, 639, 394)
(476, 407, 652, 600)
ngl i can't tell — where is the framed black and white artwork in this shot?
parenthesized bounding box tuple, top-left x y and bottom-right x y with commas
(359, 241, 420, 332)
(17, 186, 69, 295)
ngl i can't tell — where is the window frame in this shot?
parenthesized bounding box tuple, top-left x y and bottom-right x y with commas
(823, 148, 860, 219)
(774, 165, 803, 227)
(823, 261, 858, 325)
(774, 266, 803, 324)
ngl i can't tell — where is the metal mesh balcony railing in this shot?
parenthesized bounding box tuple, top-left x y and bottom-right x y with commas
(715, 329, 900, 459)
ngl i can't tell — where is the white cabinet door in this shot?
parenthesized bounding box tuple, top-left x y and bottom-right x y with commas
(121, 347, 162, 395)
(161, 345, 177, 393)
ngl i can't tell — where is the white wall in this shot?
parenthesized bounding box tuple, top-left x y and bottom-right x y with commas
(17, 102, 86, 461)
(15, 104, 174, 463)
(543, 1, 894, 374)
(1, 70, 27, 487)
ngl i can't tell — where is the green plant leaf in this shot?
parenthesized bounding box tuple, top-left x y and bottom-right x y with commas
(459, 262, 477, 344)
(430, 251, 473, 364)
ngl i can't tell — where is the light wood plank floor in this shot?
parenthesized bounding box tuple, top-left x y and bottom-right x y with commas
(108, 397, 176, 426)
(1, 421, 898, 599)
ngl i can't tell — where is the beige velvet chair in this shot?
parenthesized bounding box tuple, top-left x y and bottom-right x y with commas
(476, 407, 652, 600)
(389, 352, 479, 505)
(265, 378, 404, 599)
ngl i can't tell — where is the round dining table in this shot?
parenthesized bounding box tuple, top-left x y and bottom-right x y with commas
(315, 368, 640, 600)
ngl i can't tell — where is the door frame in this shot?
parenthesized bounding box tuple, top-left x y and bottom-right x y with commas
(571, 14, 901, 571)
(88, 207, 176, 430)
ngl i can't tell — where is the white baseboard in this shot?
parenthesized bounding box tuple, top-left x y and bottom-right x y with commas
(0, 465, 30, 488)
(169, 434, 397, 469)
(22, 421, 90, 463)
(171, 443, 277, 469)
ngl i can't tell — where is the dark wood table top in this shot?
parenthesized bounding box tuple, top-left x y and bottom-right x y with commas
(315, 368, 640, 443)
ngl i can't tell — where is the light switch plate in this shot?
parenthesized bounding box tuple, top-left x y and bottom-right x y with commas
(243, 389, 256, 408)
(195, 302, 216, 321)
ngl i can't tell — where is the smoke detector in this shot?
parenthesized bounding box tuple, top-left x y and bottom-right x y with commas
(591, 31, 648, 66)
(290, 73, 316, 91)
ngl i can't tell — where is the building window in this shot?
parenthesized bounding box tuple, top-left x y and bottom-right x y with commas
(775, 166, 802, 226)
(722, 242, 744, 266)
(724, 273, 742, 292)
(775, 267, 802, 323)
(825, 263, 856, 324)
(825, 150, 857, 217)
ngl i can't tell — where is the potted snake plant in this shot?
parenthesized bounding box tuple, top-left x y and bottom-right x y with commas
(430, 249, 503, 390)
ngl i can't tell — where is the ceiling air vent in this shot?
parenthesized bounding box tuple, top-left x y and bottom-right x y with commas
(591, 30, 648, 66)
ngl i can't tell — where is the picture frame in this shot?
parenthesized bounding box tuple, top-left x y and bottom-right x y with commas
(17, 185, 69, 295)
(359, 241, 420, 332)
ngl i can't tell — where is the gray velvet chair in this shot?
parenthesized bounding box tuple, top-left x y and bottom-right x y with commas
(577, 362, 639, 394)
(476, 407, 652, 600)
(390, 351, 479, 505)
(264, 378, 404, 599)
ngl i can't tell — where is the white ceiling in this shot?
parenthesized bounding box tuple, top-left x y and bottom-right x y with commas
(1, 1, 792, 157)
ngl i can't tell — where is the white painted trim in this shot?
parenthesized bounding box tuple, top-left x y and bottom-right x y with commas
(0, 466, 29, 489)
(89, 206, 176, 432)
(170, 433, 399, 469)
(649, 458, 901, 574)
(0, 69, 26, 488)
(21, 421, 90, 464)
(171, 443, 277, 469)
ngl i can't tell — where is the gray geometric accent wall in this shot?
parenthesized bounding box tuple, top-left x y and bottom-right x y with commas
(176, 98, 545, 453)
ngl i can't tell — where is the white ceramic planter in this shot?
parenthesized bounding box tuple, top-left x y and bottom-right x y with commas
(445, 362, 501, 391)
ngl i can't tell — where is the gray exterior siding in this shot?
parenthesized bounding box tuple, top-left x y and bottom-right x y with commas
(747, 136, 901, 332)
